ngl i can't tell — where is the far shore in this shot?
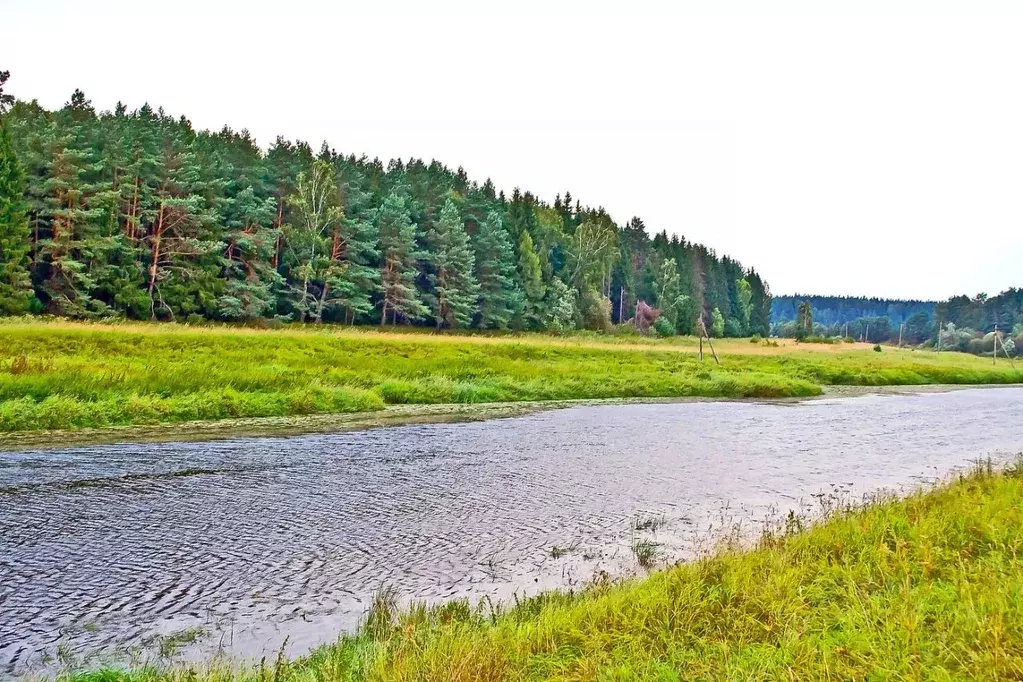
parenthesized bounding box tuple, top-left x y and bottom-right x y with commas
(0, 384, 1011, 450)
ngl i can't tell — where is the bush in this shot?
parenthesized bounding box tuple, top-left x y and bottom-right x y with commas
(873, 344, 883, 353)
(653, 317, 676, 337)
(749, 334, 763, 344)
(578, 288, 612, 332)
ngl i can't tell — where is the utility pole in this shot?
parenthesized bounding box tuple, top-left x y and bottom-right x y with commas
(619, 286, 625, 324)
(993, 324, 998, 365)
(898, 323, 904, 348)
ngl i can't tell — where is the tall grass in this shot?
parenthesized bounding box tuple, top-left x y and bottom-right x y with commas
(0, 319, 1019, 432)
(63, 458, 1023, 681)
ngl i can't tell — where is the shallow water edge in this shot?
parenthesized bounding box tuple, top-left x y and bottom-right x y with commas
(0, 383, 1011, 450)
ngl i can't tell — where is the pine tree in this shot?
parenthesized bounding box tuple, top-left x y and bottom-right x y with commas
(424, 198, 478, 328)
(377, 191, 427, 324)
(517, 230, 545, 329)
(0, 121, 33, 313)
(474, 210, 522, 329)
(0, 80, 772, 331)
(318, 205, 380, 324)
(38, 92, 112, 317)
(142, 122, 219, 321)
(0, 71, 14, 114)
(219, 186, 280, 319)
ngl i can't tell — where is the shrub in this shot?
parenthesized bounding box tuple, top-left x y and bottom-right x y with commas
(873, 344, 883, 353)
(653, 317, 676, 337)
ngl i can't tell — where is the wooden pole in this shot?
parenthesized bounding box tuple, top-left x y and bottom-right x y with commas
(699, 318, 720, 365)
(619, 286, 625, 325)
(993, 325, 998, 365)
(935, 317, 941, 352)
(706, 332, 721, 365)
(898, 323, 904, 348)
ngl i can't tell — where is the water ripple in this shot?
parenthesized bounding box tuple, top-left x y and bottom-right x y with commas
(1, 388, 1022, 674)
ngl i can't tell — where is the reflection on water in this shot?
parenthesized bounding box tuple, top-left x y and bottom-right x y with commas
(1, 387, 1022, 674)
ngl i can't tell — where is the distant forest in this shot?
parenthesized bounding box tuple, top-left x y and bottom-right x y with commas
(772, 295, 935, 328)
(0, 72, 770, 336)
(774, 290, 1023, 356)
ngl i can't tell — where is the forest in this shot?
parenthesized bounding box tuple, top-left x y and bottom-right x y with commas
(773, 289, 1023, 356)
(771, 295, 934, 328)
(0, 73, 770, 336)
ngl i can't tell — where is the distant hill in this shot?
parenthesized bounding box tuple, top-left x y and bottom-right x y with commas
(771, 295, 936, 327)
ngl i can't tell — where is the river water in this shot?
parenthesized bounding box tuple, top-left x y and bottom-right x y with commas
(1, 387, 1022, 675)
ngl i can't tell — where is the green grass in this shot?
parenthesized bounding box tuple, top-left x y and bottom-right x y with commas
(0, 318, 1019, 432)
(62, 458, 1023, 681)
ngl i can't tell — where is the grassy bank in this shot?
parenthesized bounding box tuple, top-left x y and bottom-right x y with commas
(0, 319, 1019, 433)
(66, 459, 1023, 681)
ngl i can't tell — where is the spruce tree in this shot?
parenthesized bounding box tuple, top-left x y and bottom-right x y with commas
(474, 210, 522, 329)
(424, 198, 478, 328)
(377, 191, 427, 324)
(0, 122, 32, 314)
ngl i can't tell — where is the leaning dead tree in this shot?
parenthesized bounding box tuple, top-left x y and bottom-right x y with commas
(633, 300, 661, 334)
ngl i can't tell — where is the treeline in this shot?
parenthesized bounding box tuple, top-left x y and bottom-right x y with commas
(771, 295, 934, 327)
(934, 289, 1023, 356)
(0, 75, 770, 336)
(775, 289, 1023, 356)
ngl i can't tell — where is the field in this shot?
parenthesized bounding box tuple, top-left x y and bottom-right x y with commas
(0, 318, 1019, 433)
(63, 458, 1023, 681)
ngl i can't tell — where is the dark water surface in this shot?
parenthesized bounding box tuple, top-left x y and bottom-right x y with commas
(2, 387, 1022, 675)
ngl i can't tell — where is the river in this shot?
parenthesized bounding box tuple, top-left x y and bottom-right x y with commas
(1, 387, 1022, 675)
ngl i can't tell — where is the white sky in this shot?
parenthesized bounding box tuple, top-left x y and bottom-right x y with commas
(4, 0, 1022, 300)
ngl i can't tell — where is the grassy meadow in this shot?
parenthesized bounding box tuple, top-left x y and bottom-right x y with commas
(63, 458, 1023, 681)
(0, 318, 1019, 433)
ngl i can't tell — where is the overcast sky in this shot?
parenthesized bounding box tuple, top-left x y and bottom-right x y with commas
(4, 0, 1022, 300)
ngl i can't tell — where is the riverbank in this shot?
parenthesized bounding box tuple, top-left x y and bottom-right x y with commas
(0, 385, 1008, 450)
(61, 457, 1023, 680)
(1, 319, 1019, 436)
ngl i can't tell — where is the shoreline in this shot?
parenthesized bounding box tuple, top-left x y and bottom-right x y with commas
(39, 458, 1023, 680)
(0, 383, 1013, 450)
